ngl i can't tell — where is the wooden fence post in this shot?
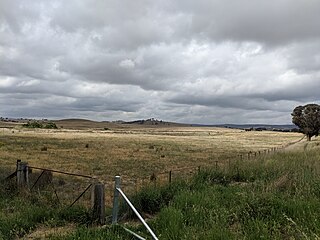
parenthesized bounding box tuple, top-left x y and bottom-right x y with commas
(92, 181, 105, 225)
(17, 161, 29, 190)
(16, 159, 21, 171)
(168, 170, 172, 184)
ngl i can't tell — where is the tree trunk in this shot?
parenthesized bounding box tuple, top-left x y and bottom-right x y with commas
(307, 135, 311, 141)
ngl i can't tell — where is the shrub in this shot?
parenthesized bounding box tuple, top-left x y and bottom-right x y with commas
(22, 121, 57, 129)
(44, 122, 58, 129)
(23, 121, 43, 128)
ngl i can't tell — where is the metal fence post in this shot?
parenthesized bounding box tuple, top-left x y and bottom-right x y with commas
(112, 176, 121, 224)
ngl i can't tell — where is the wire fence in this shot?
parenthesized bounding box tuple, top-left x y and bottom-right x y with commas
(110, 136, 306, 198)
(2, 135, 305, 225)
(4, 160, 96, 210)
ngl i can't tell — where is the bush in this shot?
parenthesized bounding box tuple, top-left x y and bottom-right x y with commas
(23, 121, 43, 128)
(44, 122, 58, 129)
(22, 121, 57, 129)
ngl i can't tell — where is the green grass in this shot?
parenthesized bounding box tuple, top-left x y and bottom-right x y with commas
(143, 147, 320, 239)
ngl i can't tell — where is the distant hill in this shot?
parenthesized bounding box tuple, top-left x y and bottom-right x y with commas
(54, 119, 115, 129)
(0, 117, 297, 131)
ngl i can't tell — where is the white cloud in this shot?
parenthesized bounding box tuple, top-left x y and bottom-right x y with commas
(17, 79, 40, 87)
(119, 59, 135, 69)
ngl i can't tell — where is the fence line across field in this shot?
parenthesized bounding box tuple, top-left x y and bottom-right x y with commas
(2, 140, 300, 227)
(28, 165, 94, 179)
(6, 160, 106, 224)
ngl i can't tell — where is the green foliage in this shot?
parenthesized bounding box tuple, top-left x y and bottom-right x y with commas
(0, 196, 56, 239)
(57, 206, 92, 225)
(22, 121, 58, 129)
(44, 122, 58, 129)
(23, 121, 43, 128)
(292, 103, 320, 140)
(0, 181, 91, 239)
(123, 181, 188, 217)
(155, 207, 184, 239)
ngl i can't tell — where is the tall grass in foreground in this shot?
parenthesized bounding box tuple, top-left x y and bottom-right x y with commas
(145, 148, 320, 239)
(60, 148, 320, 239)
(0, 177, 93, 240)
(2, 146, 320, 239)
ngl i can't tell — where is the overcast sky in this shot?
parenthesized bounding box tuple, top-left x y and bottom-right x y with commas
(1, 0, 320, 124)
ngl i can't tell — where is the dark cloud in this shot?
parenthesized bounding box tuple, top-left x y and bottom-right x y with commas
(0, 0, 320, 124)
(169, 0, 320, 46)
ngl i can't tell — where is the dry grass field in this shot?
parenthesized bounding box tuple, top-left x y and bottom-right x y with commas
(4, 123, 320, 239)
(0, 125, 302, 189)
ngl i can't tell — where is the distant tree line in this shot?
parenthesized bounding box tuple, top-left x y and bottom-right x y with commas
(23, 121, 58, 129)
(243, 127, 300, 133)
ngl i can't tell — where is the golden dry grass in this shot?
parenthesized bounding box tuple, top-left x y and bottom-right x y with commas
(0, 126, 302, 205)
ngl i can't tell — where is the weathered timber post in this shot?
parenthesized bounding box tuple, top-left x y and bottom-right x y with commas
(112, 176, 121, 224)
(17, 161, 29, 190)
(16, 159, 21, 171)
(215, 161, 218, 170)
(168, 170, 172, 184)
(91, 181, 105, 225)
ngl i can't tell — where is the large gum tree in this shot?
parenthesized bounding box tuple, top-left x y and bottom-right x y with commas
(291, 104, 320, 141)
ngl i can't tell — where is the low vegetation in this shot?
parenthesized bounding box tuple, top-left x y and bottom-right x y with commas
(1, 125, 318, 239)
(148, 146, 320, 239)
(2, 139, 319, 239)
(23, 121, 58, 129)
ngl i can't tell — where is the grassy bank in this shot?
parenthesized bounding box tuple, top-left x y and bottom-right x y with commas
(137, 142, 320, 239)
(4, 139, 316, 239)
(0, 178, 134, 239)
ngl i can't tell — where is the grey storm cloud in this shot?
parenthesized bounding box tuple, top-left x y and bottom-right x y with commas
(1, 0, 320, 124)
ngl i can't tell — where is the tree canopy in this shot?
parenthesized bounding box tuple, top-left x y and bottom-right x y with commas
(291, 104, 320, 141)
